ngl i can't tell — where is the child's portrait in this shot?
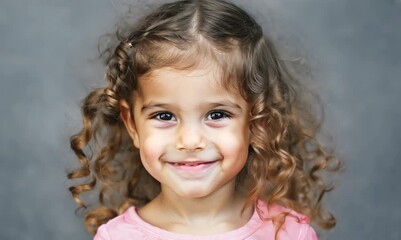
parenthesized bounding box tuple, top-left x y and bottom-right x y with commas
(1, 0, 400, 239)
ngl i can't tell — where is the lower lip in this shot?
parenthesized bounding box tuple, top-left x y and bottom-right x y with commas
(168, 161, 218, 174)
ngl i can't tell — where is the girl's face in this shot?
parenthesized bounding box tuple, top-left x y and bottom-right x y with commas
(125, 66, 250, 199)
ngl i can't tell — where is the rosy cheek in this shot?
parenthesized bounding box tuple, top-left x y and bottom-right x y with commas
(140, 137, 165, 167)
(219, 134, 248, 154)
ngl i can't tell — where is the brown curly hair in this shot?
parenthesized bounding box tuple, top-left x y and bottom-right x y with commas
(68, 0, 340, 236)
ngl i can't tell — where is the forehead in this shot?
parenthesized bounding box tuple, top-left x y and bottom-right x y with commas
(135, 66, 246, 108)
(134, 38, 244, 96)
(138, 66, 225, 94)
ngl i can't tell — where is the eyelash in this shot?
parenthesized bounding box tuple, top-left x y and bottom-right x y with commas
(150, 110, 232, 121)
(150, 112, 176, 121)
(206, 110, 232, 120)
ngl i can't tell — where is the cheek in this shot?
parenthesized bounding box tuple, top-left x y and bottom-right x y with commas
(215, 130, 250, 164)
(138, 133, 168, 170)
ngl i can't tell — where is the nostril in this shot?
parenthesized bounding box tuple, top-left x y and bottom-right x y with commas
(177, 146, 204, 152)
(175, 123, 207, 152)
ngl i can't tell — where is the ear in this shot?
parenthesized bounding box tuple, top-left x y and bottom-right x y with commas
(120, 99, 140, 149)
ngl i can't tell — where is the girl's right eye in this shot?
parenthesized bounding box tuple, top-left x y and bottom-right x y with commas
(151, 112, 176, 121)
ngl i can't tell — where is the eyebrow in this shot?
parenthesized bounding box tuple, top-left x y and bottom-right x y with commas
(141, 103, 171, 113)
(140, 100, 243, 113)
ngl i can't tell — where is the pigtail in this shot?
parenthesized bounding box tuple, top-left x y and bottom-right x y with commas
(104, 41, 135, 112)
(68, 40, 153, 234)
(69, 89, 105, 208)
(68, 87, 120, 234)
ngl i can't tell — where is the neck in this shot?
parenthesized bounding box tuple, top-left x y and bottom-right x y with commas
(137, 180, 254, 234)
(156, 180, 251, 226)
(162, 186, 239, 220)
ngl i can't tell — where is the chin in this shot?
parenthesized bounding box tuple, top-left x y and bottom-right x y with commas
(176, 188, 212, 199)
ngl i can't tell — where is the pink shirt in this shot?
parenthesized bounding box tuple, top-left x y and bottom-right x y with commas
(94, 201, 318, 240)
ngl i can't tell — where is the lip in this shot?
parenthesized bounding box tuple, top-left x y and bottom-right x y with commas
(168, 160, 217, 166)
(166, 160, 219, 176)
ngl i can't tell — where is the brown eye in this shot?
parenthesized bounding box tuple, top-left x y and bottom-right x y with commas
(153, 112, 176, 121)
(206, 111, 231, 120)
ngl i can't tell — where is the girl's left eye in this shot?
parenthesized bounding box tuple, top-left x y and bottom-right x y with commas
(206, 111, 231, 120)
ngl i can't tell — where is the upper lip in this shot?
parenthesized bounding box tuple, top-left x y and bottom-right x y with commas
(167, 160, 218, 164)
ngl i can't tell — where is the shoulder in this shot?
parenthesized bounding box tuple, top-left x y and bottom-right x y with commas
(93, 207, 150, 240)
(256, 200, 318, 240)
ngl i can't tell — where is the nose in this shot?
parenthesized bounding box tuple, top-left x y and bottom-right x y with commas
(176, 123, 205, 152)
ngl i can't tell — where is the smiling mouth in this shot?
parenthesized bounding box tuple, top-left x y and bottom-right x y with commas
(166, 160, 219, 174)
(169, 161, 217, 166)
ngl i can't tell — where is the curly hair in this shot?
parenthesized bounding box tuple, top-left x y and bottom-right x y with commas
(68, 0, 340, 236)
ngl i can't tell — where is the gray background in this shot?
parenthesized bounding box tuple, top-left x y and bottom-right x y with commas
(1, 0, 400, 239)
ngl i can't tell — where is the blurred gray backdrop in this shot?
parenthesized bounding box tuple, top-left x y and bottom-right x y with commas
(1, 0, 400, 239)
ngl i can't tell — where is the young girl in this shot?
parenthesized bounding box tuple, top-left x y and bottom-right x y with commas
(68, 0, 340, 239)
